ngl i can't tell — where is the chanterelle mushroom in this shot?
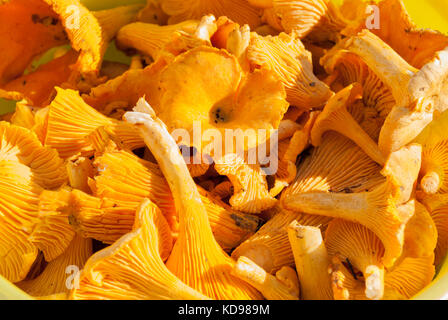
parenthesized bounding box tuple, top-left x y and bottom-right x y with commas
(0, 0, 143, 106)
(70, 199, 210, 300)
(283, 175, 413, 267)
(0, 122, 67, 282)
(311, 84, 386, 166)
(156, 46, 288, 152)
(246, 32, 332, 109)
(160, 0, 262, 28)
(17, 234, 92, 298)
(44, 88, 144, 159)
(325, 219, 385, 300)
(337, 30, 448, 154)
(125, 98, 262, 299)
(413, 110, 448, 195)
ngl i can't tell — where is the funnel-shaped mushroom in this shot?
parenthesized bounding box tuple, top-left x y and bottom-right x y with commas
(274, 111, 318, 187)
(262, 0, 347, 41)
(418, 193, 448, 267)
(124, 99, 262, 300)
(56, 1, 143, 76)
(214, 153, 277, 214)
(69, 147, 260, 250)
(156, 46, 288, 152)
(44, 88, 144, 159)
(283, 132, 383, 198)
(160, 0, 261, 28)
(0, 121, 67, 189)
(247, 32, 332, 109)
(325, 219, 385, 300)
(17, 234, 92, 298)
(29, 187, 75, 262)
(311, 84, 386, 166)
(70, 199, 210, 300)
(382, 255, 435, 300)
(288, 221, 333, 300)
(116, 20, 199, 60)
(232, 207, 331, 273)
(413, 110, 448, 195)
(231, 256, 299, 300)
(321, 49, 396, 141)
(283, 177, 413, 267)
(83, 58, 167, 114)
(339, 30, 448, 154)
(0, 50, 78, 108)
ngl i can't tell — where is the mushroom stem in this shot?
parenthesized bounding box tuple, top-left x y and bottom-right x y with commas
(287, 221, 333, 300)
(364, 265, 385, 300)
(124, 98, 261, 299)
(342, 30, 419, 106)
(420, 161, 444, 195)
(283, 180, 413, 267)
(311, 84, 386, 166)
(231, 256, 299, 300)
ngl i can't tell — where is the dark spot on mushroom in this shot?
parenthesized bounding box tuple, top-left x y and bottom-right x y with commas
(31, 14, 40, 23)
(309, 82, 316, 87)
(22, 80, 27, 86)
(345, 258, 358, 280)
(153, 14, 158, 20)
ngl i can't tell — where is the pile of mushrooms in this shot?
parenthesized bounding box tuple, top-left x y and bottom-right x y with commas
(0, 0, 447, 300)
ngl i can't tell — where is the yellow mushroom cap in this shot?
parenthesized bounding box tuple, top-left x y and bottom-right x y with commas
(160, 0, 262, 29)
(116, 20, 199, 60)
(401, 200, 437, 260)
(0, 161, 42, 282)
(371, 0, 448, 69)
(325, 219, 385, 300)
(320, 49, 395, 140)
(18, 234, 92, 298)
(214, 153, 277, 214)
(266, 0, 346, 40)
(53, 1, 142, 75)
(29, 187, 76, 262)
(44, 88, 144, 159)
(83, 57, 167, 113)
(156, 46, 288, 152)
(247, 32, 332, 109)
(70, 198, 209, 300)
(0, 50, 78, 108)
